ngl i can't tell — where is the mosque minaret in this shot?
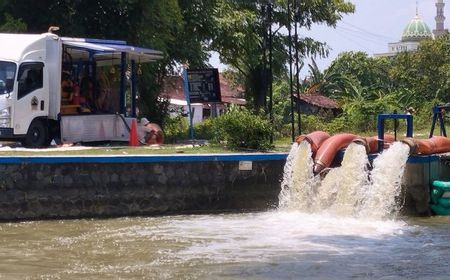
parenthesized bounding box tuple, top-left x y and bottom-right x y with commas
(434, 0, 447, 37)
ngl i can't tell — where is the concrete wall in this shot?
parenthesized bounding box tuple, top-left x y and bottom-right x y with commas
(0, 154, 285, 220)
(0, 153, 448, 220)
(402, 158, 435, 216)
(402, 155, 450, 216)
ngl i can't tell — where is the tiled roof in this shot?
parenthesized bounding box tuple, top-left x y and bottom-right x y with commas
(296, 93, 340, 109)
(160, 76, 185, 100)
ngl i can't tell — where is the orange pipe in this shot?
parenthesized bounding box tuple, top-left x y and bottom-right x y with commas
(403, 136, 450, 155)
(363, 134, 396, 154)
(296, 131, 330, 156)
(432, 136, 450, 154)
(313, 133, 362, 174)
(415, 138, 435, 155)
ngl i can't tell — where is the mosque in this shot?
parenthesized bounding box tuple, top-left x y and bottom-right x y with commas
(376, 0, 448, 57)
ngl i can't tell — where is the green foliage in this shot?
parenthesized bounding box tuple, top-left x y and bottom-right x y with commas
(300, 114, 327, 133)
(306, 58, 353, 98)
(299, 114, 349, 135)
(271, 77, 293, 138)
(412, 99, 440, 130)
(330, 51, 391, 91)
(0, 13, 26, 32)
(194, 118, 218, 140)
(163, 115, 189, 144)
(164, 106, 274, 150)
(210, 0, 355, 111)
(389, 36, 450, 107)
(300, 36, 450, 135)
(213, 106, 273, 151)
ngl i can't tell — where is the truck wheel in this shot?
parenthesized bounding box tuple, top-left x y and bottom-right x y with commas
(22, 119, 51, 148)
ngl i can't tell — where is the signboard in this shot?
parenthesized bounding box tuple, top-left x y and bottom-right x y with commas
(186, 68, 221, 103)
(239, 161, 253, 171)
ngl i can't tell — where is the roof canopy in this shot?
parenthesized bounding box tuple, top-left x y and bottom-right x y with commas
(61, 37, 164, 64)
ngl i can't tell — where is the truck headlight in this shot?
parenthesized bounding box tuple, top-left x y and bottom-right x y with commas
(0, 107, 10, 117)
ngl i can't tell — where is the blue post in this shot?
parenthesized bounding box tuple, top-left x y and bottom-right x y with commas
(182, 68, 194, 141)
(429, 105, 450, 137)
(377, 114, 385, 153)
(131, 60, 137, 118)
(406, 114, 413, 137)
(377, 113, 413, 153)
(120, 52, 126, 115)
(439, 113, 447, 137)
(430, 107, 439, 138)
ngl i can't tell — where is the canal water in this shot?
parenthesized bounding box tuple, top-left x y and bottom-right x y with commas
(1, 214, 450, 279)
(1, 141, 449, 279)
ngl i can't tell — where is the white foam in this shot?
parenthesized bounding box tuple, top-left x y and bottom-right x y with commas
(279, 141, 410, 220)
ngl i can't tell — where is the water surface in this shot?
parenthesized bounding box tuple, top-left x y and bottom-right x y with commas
(0, 141, 441, 279)
(1, 212, 449, 279)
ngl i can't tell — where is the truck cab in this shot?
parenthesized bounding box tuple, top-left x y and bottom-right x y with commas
(0, 32, 163, 147)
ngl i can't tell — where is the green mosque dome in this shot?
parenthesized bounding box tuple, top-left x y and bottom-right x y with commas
(401, 15, 433, 42)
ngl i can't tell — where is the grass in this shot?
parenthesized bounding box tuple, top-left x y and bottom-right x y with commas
(0, 142, 292, 157)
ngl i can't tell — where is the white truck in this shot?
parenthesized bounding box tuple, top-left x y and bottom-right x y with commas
(0, 31, 163, 147)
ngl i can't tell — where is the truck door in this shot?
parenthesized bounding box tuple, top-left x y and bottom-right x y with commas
(13, 62, 47, 135)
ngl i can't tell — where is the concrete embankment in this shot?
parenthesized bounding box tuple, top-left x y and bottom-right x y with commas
(0, 152, 449, 220)
(0, 154, 285, 220)
(402, 154, 450, 216)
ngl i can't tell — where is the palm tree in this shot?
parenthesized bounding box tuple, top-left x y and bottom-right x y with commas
(305, 58, 356, 99)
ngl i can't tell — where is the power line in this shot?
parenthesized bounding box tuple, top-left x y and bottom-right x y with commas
(336, 26, 389, 46)
(340, 21, 397, 41)
(333, 29, 376, 52)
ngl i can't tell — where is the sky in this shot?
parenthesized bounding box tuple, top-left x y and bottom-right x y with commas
(210, 0, 449, 75)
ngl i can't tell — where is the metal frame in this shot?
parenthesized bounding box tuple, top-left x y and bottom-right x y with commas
(377, 113, 413, 152)
(429, 104, 450, 138)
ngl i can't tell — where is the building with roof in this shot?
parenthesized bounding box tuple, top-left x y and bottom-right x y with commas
(294, 93, 342, 117)
(376, 1, 448, 57)
(160, 73, 246, 124)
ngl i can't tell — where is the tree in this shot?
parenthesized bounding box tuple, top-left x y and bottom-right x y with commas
(305, 58, 355, 99)
(0, 13, 26, 32)
(389, 35, 450, 107)
(413, 35, 450, 102)
(210, 0, 355, 111)
(330, 51, 392, 92)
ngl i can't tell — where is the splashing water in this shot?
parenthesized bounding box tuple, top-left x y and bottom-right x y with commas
(278, 143, 299, 209)
(278, 141, 318, 211)
(316, 143, 369, 216)
(279, 141, 410, 220)
(359, 142, 410, 219)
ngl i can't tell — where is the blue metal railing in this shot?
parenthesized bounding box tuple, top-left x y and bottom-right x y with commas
(377, 113, 413, 152)
(430, 104, 450, 138)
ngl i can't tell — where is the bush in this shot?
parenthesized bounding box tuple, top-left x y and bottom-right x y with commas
(300, 114, 327, 133)
(214, 106, 273, 151)
(163, 115, 189, 143)
(194, 118, 218, 140)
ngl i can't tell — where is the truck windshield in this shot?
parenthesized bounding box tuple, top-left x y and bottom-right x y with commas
(0, 61, 16, 95)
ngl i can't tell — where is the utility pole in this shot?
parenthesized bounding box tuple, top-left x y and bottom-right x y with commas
(294, 0, 302, 135)
(262, 4, 268, 111)
(288, 0, 295, 142)
(268, 3, 274, 144)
